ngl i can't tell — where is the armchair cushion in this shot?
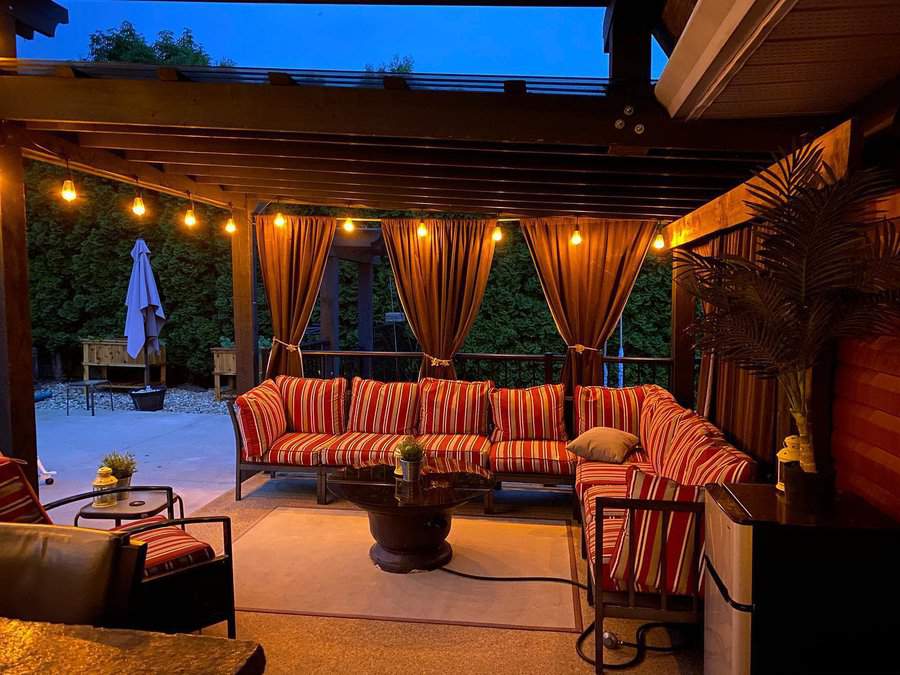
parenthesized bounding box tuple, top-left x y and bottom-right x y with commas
(574, 385, 646, 437)
(574, 452, 653, 498)
(489, 383, 567, 442)
(489, 440, 577, 475)
(321, 431, 404, 466)
(415, 433, 491, 465)
(275, 375, 346, 434)
(235, 379, 287, 459)
(347, 377, 419, 435)
(0, 457, 51, 525)
(252, 432, 332, 467)
(418, 377, 492, 435)
(114, 515, 214, 578)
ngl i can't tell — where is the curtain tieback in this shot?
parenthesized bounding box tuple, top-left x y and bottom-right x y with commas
(568, 344, 599, 355)
(272, 337, 301, 353)
(424, 352, 453, 367)
(266, 337, 304, 378)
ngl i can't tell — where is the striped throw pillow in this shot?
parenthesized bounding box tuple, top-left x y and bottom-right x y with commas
(235, 379, 287, 459)
(609, 467, 703, 596)
(640, 396, 690, 472)
(489, 383, 567, 442)
(418, 378, 492, 435)
(0, 457, 51, 524)
(275, 375, 346, 434)
(574, 385, 647, 437)
(347, 377, 419, 435)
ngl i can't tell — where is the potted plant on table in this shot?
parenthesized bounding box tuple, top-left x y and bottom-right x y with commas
(100, 451, 137, 500)
(675, 143, 900, 509)
(396, 436, 425, 483)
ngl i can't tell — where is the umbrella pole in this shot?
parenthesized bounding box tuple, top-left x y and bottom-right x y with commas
(143, 343, 151, 389)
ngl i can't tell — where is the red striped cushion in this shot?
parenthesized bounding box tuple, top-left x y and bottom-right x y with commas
(275, 376, 346, 434)
(114, 515, 214, 578)
(423, 456, 492, 480)
(256, 432, 332, 466)
(585, 514, 625, 571)
(489, 440, 577, 475)
(347, 377, 419, 435)
(489, 383, 567, 442)
(574, 385, 646, 437)
(321, 431, 403, 466)
(0, 457, 51, 525)
(235, 380, 287, 459)
(582, 482, 628, 519)
(659, 414, 727, 483)
(575, 456, 654, 498)
(415, 434, 490, 465)
(418, 378, 492, 435)
(609, 468, 703, 596)
(639, 396, 690, 472)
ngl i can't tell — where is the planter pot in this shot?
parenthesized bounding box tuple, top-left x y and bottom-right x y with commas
(400, 459, 422, 483)
(115, 475, 133, 501)
(783, 461, 834, 513)
(130, 386, 166, 412)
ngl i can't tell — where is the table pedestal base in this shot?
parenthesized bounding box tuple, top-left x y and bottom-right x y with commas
(367, 510, 454, 574)
(370, 541, 452, 574)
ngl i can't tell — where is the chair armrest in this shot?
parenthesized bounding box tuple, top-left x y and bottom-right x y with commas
(42, 486, 176, 512)
(122, 516, 233, 559)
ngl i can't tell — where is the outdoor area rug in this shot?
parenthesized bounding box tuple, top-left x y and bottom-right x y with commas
(232, 507, 584, 632)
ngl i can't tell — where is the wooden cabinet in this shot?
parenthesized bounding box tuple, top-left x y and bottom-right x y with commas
(81, 339, 166, 388)
(211, 347, 237, 400)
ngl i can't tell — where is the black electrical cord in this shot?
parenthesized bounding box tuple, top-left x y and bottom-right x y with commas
(438, 567, 690, 670)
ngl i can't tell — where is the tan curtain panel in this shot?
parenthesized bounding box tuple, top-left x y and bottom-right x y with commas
(692, 226, 781, 466)
(520, 217, 656, 393)
(257, 215, 336, 378)
(382, 218, 496, 379)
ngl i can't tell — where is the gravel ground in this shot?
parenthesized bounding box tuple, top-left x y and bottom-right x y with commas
(34, 381, 229, 415)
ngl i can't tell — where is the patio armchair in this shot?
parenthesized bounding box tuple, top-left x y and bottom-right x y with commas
(0, 456, 236, 638)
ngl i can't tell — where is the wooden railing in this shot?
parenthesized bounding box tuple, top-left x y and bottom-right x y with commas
(300, 350, 672, 389)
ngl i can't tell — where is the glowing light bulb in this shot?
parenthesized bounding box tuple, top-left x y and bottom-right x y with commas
(61, 179, 77, 202)
(225, 217, 237, 234)
(274, 212, 286, 227)
(570, 225, 583, 246)
(416, 221, 428, 238)
(132, 195, 146, 216)
(652, 233, 665, 250)
(184, 209, 197, 227)
(342, 217, 355, 232)
(492, 225, 503, 242)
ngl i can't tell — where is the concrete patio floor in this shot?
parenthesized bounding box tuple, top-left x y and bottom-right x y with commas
(35, 406, 234, 526)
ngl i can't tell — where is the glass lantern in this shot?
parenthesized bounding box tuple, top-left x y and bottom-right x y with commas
(92, 466, 118, 507)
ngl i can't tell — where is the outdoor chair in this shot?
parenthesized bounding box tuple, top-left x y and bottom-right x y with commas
(0, 456, 236, 637)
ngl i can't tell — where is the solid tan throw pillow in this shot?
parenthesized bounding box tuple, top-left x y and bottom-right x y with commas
(566, 426, 639, 463)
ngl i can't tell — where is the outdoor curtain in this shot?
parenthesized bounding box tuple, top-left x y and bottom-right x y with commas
(257, 215, 336, 378)
(520, 217, 656, 393)
(381, 218, 496, 379)
(692, 226, 781, 466)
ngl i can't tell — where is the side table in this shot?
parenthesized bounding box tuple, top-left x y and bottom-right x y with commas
(65, 379, 113, 416)
(75, 488, 184, 528)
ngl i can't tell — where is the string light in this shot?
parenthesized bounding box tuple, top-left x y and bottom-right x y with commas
(274, 212, 286, 228)
(184, 192, 197, 227)
(416, 220, 428, 238)
(60, 159, 77, 202)
(492, 225, 503, 242)
(131, 180, 145, 216)
(570, 223, 583, 246)
(652, 233, 665, 250)
(225, 205, 237, 234)
(342, 217, 355, 233)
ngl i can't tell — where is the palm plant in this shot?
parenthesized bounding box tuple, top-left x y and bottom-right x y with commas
(675, 143, 900, 472)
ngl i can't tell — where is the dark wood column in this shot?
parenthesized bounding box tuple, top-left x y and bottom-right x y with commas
(0, 140, 38, 487)
(670, 263, 695, 409)
(231, 206, 258, 393)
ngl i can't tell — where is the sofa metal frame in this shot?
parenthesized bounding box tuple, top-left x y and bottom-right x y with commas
(589, 495, 704, 675)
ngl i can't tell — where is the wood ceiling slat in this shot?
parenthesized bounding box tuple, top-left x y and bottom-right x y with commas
(771, 6, 900, 41)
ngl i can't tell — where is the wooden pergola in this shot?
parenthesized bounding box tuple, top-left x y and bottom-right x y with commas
(1, 0, 889, 486)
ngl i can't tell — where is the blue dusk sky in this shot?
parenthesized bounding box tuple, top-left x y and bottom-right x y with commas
(17, 2, 668, 77)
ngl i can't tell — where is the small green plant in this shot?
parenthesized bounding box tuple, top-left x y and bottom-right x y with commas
(100, 451, 137, 479)
(397, 436, 425, 462)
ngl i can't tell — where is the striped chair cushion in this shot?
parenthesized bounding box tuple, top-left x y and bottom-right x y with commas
(418, 378, 492, 435)
(668, 438, 755, 487)
(275, 375, 346, 434)
(574, 454, 654, 498)
(489, 440, 577, 475)
(639, 396, 690, 472)
(489, 383, 567, 442)
(574, 385, 646, 437)
(659, 414, 727, 484)
(247, 432, 331, 467)
(609, 467, 703, 596)
(582, 482, 628, 520)
(416, 433, 490, 465)
(347, 377, 419, 435)
(321, 431, 403, 466)
(235, 379, 287, 459)
(0, 457, 51, 525)
(114, 515, 215, 578)
(585, 514, 625, 590)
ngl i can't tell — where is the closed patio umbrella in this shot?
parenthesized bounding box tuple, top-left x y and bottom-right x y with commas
(125, 238, 166, 389)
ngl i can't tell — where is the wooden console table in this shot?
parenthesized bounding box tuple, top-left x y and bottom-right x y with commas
(82, 339, 166, 390)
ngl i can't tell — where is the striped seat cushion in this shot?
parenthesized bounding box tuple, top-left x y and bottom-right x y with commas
(418, 378, 492, 435)
(574, 453, 654, 498)
(609, 467, 703, 596)
(246, 432, 332, 467)
(584, 514, 625, 587)
(489, 383, 567, 442)
(423, 457, 493, 480)
(235, 379, 287, 459)
(114, 515, 215, 578)
(640, 396, 690, 472)
(321, 432, 403, 466)
(0, 457, 51, 525)
(489, 440, 577, 475)
(275, 375, 346, 434)
(347, 377, 419, 435)
(582, 482, 629, 520)
(415, 434, 490, 465)
(574, 385, 646, 437)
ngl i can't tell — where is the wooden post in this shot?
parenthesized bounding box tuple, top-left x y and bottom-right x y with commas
(604, 0, 654, 95)
(357, 260, 374, 378)
(0, 8, 14, 59)
(670, 263, 695, 409)
(0, 140, 38, 488)
(230, 206, 258, 393)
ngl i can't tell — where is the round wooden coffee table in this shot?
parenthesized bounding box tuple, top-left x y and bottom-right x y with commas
(327, 460, 492, 574)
